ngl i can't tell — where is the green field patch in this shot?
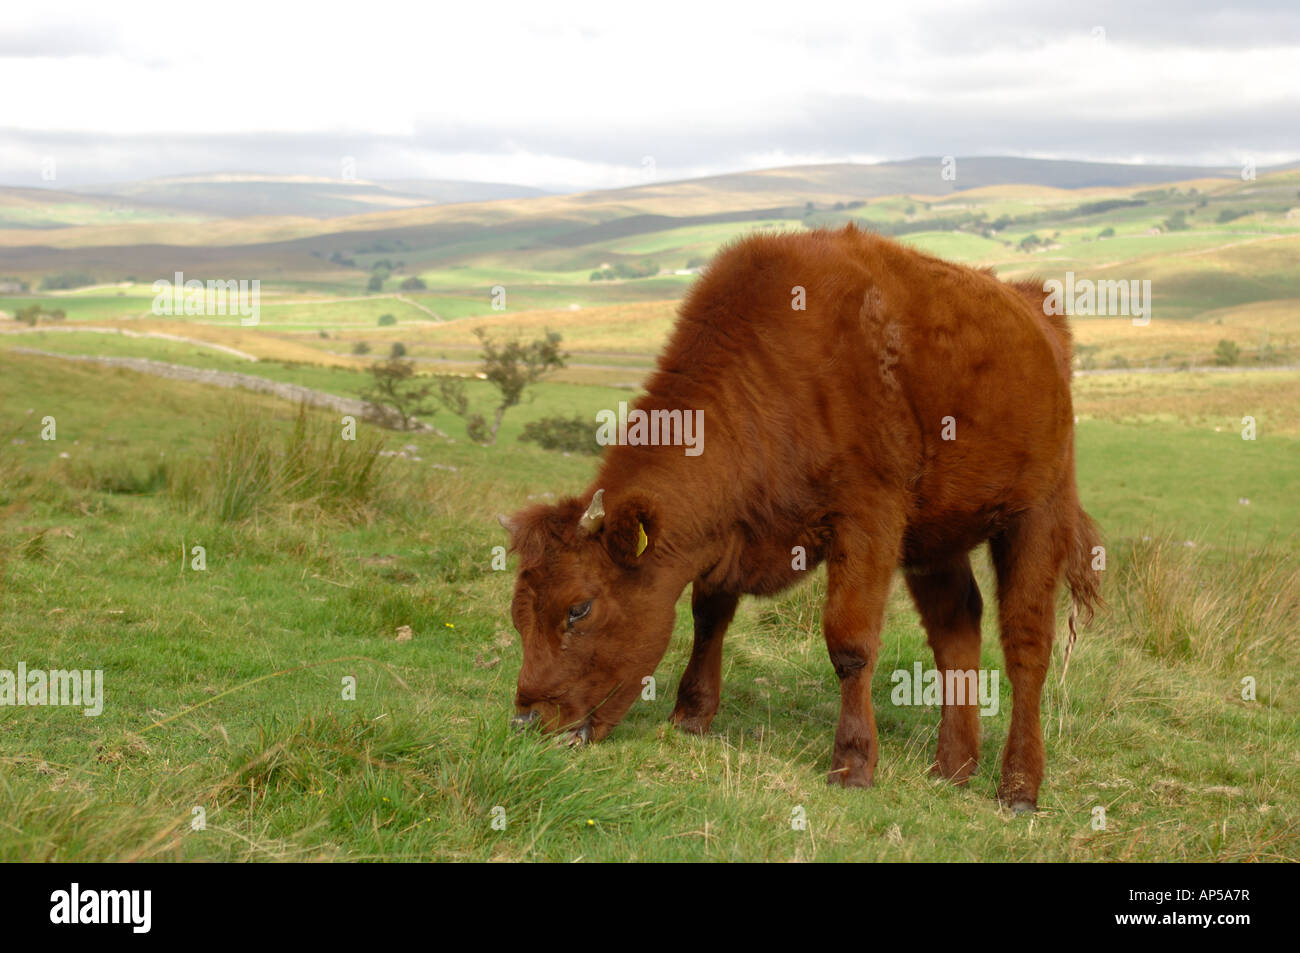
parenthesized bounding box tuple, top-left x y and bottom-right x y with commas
(1, 293, 155, 322)
(606, 220, 801, 256)
(895, 231, 1011, 261)
(0, 352, 1294, 860)
(0, 330, 255, 368)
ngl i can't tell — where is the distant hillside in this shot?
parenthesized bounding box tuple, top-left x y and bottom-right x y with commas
(13, 157, 1272, 230)
(83, 173, 551, 219)
(378, 179, 553, 204)
(600, 156, 1259, 206)
(3, 159, 1297, 287)
(0, 186, 204, 229)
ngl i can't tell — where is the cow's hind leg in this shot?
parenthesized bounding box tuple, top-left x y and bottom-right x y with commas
(671, 585, 738, 734)
(905, 554, 983, 784)
(990, 505, 1068, 813)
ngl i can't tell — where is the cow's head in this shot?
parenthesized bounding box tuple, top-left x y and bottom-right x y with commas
(499, 488, 679, 744)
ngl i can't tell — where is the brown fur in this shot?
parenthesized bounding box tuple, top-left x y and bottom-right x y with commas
(502, 225, 1102, 810)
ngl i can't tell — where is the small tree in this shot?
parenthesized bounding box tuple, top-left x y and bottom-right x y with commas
(1214, 339, 1240, 366)
(400, 276, 427, 291)
(434, 376, 488, 442)
(519, 415, 600, 455)
(472, 328, 566, 444)
(390, 342, 406, 358)
(377, 313, 396, 326)
(363, 358, 436, 430)
(13, 304, 65, 326)
(351, 341, 371, 355)
(367, 275, 384, 292)
(435, 330, 567, 445)
(39, 272, 94, 291)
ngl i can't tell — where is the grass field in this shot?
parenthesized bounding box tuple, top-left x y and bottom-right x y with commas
(1, 163, 1297, 862)
(0, 347, 1295, 861)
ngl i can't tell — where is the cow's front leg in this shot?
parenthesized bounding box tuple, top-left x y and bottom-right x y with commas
(671, 585, 739, 734)
(824, 510, 903, 787)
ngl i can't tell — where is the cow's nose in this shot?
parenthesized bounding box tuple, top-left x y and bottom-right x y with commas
(511, 709, 540, 731)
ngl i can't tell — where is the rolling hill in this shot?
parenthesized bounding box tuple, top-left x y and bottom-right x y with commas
(89, 173, 552, 218)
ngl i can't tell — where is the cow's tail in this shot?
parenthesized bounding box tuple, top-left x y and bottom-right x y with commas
(1061, 504, 1104, 680)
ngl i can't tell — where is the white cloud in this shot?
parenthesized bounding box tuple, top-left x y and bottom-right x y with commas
(1, 0, 1297, 186)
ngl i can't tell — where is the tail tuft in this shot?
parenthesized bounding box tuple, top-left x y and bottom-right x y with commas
(1062, 506, 1104, 678)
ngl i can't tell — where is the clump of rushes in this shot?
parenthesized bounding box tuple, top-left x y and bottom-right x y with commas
(171, 403, 390, 523)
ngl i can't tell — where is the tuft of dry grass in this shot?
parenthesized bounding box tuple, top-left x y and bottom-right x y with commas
(168, 402, 391, 523)
(1105, 534, 1299, 667)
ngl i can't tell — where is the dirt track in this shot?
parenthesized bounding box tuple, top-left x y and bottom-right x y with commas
(9, 347, 441, 433)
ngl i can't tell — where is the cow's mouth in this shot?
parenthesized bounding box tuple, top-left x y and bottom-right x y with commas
(561, 719, 592, 747)
(511, 706, 594, 745)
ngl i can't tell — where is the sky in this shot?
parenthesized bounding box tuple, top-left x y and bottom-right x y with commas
(2, 0, 1298, 190)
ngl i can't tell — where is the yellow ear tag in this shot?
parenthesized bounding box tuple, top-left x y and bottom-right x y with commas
(635, 522, 649, 557)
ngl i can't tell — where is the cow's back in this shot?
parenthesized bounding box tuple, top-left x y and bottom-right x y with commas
(646, 225, 1077, 567)
(831, 230, 1076, 557)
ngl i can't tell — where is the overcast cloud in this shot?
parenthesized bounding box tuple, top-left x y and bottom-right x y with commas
(1, 0, 1297, 190)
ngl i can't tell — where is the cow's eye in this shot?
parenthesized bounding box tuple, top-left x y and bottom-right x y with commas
(566, 601, 592, 626)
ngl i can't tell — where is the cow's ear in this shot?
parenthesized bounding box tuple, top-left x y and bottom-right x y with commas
(605, 496, 657, 567)
(501, 504, 552, 568)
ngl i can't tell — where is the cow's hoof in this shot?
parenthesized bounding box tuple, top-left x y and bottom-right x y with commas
(930, 759, 978, 785)
(827, 762, 875, 788)
(670, 711, 712, 735)
(1006, 799, 1038, 815)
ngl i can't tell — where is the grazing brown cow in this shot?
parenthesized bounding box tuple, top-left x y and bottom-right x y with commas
(500, 224, 1101, 812)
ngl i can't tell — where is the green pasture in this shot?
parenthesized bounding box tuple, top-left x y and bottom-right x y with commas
(0, 351, 1294, 861)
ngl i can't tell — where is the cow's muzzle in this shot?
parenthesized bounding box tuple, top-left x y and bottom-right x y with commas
(562, 722, 592, 747)
(511, 709, 592, 746)
(510, 709, 540, 731)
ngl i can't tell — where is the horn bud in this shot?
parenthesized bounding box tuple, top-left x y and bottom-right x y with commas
(578, 489, 605, 533)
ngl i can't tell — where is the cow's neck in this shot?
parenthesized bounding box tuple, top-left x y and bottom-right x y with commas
(590, 427, 745, 587)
